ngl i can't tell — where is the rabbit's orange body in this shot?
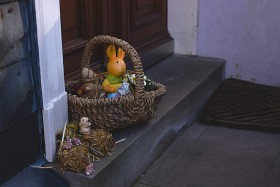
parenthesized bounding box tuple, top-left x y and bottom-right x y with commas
(102, 45, 126, 93)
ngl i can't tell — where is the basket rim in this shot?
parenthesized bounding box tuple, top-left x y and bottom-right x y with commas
(66, 78, 166, 105)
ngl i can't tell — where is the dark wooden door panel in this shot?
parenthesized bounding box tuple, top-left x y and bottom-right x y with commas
(128, 0, 170, 52)
(133, 0, 162, 28)
(60, 0, 82, 43)
(60, 0, 95, 79)
(60, 0, 172, 79)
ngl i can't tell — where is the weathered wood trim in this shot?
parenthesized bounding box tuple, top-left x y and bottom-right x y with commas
(35, 0, 68, 162)
(27, 0, 43, 107)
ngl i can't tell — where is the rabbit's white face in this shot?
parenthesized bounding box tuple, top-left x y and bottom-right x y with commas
(80, 117, 89, 122)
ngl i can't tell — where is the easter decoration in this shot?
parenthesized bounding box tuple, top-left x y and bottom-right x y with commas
(81, 67, 95, 83)
(124, 73, 157, 92)
(67, 67, 101, 99)
(65, 35, 166, 131)
(79, 117, 91, 135)
(102, 45, 126, 93)
(56, 117, 116, 175)
(61, 35, 166, 175)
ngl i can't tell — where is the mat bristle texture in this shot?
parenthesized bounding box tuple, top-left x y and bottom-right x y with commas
(199, 78, 280, 132)
(65, 35, 166, 131)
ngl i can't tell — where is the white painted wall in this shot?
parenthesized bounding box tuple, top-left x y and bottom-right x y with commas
(168, 0, 198, 55)
(197, 0, 280, 86)
(169, 0, 280, 87)
(35, 0, 68, 162)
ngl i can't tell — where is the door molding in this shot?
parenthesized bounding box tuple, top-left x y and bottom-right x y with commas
(35, 0, 68, 162)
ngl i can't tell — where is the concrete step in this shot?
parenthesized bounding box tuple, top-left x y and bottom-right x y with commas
(58, 54, 225, 187)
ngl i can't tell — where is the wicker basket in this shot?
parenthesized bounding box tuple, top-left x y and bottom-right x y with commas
(66, 35, 166, 131)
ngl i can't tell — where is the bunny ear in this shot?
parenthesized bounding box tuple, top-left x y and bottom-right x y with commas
(106, 45, 116, 60)
(118, 47, 125, 60)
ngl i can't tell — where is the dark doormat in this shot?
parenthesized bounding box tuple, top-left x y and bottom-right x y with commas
(199, 78, 280, 132)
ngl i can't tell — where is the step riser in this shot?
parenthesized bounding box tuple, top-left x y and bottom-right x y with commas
(63, 58, 225, 187)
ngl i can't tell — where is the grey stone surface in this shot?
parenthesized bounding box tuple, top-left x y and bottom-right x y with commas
(58, 55, 225, 187)
(135, 122, 280, 187)
(194, 125, 280, 163)
(269, 167, 280, 187)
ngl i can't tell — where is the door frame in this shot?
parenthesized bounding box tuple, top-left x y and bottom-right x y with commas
(35, 0, 68, 162)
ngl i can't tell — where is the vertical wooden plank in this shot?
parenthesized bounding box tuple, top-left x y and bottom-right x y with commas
(0, 1, 34, 132)
(0, 0, 41, 184)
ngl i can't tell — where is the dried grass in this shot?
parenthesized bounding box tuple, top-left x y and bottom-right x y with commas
(56, 127, 115, 173)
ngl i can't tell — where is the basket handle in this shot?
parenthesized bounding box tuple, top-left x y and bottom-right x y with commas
(81, 35, 145, 101)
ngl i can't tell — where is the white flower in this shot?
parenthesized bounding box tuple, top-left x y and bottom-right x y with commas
(125, 73, 150, 86)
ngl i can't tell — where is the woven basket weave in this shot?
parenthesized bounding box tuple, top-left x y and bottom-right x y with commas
(66, 35, 166, 131)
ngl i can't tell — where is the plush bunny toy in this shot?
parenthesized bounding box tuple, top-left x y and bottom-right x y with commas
(102, 45, 126, 93)
(79, 117, 91, 134)
(81, 67, 96, 83)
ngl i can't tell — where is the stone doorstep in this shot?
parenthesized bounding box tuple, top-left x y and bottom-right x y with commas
(55, 55, 225, 187)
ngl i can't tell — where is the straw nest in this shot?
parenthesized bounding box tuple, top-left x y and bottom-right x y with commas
(83, 129, 116, 157)
(57, 143, 90, 173)
(56, 124, 115, 173)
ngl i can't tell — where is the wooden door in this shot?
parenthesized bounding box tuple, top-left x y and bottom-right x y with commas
(60, 0, 95, 80)
(60, 0, 172, 80)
